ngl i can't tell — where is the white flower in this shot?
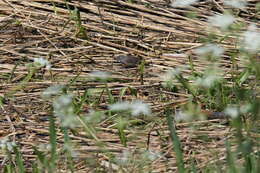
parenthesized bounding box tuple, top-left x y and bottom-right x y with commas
(0, 138, 16, 152)
(224, 106, 240, 118)
(116, 150, 130, 165)
(241, 24, 260, 53)
(162, 67, 185, 82)
(142, 150, 160, 161)
(196, 75, 220, 88)
(195, 66, 221, 88)
(224, 0, 247, 9)
(89, 71, 111, 80)
(53, 94, 73, 111)
(166, 68, 181, 78)
(84, 110, 105, 123)
(109, 100, 151, 116)
(225, 104, 252, 119)
(63, 143, 78, 158)
(33, 57, 51, 70)
(42, 85, 64, 98)
(131, 100, 151, 116)
(240, 104, 251, 114)
(109, 102, 131, 111)
(61, 115, 79, 128)
(175, 107, 205, 122)
(194, 44, 224, 57)
(171, 0, 198, 7)
(6, 141, 16, 152)
(38, 143, 51, 151)
(209, 13, 235, 30)
(161, 67, 187, 88)
(53, 94, 78, 128)
(175, 110, 191, 122)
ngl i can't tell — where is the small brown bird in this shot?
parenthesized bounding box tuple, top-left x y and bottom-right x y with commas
(116, 54, 141, 68)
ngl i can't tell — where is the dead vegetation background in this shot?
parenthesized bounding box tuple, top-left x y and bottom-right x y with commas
(0, 0, 259, 172)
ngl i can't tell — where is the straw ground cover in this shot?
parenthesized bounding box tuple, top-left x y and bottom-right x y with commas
(0, 0, 259, 172)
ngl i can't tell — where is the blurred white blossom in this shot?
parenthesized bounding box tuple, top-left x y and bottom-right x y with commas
(84, 110, 105, 124)
(224, 106, 240, 118)
(240, 104, 251, 114)
(53, 94, 78, 128)
(209, 13, 235, 30)
(63, 143, 78, 158)
(116, 149, 130, 165)
(89, 71, 111, 80)
(33, 57, 51, 70)
(195, 66, 221, 88)
(0, 138, 16, 152)
(109, 102, 131, 111)
(224, 0, 247, 9)
(42, 85, 64, 98)
(196, 74, 220, 88)
(194, 44, 224, 57)
(171, 0, 198, 7)
(241, 24, 260, 53)
(38, 143, 51, 151)
(224, 104, 252, 119)
(161, 67, 187, 89)
(162, 68, 182, 81)
(175, 106, 206, 122)
(131, 100, 151, 116)
(175, 110, 191, 122)
(53, 94, 73, 110)
(142, 150, 160, 161)
(163, 66, 187, 81)
(109, 100, 151, 116)
(116, 149, 160, 166)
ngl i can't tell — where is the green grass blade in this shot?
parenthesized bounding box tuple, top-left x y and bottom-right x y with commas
(116, 117, 127, 147)
(225, 141, 237, 173)
(14, 147, 25, 173)
(165, 108, 185, 173)
(62, 127, 75, 172)
(3, 164, 13, 173)
(34, 148, 45, 163)
(106, 86, 115, 104)
(49, 114, 57, 172)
